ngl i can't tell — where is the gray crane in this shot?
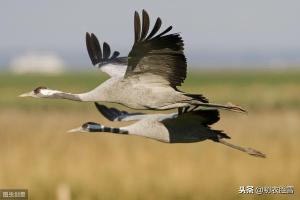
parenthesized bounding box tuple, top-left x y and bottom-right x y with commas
(19, 10, 245, 113)
(68, 103, 265, 158)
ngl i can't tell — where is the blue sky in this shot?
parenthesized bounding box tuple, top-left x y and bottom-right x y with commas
(1, 0, 300, 68)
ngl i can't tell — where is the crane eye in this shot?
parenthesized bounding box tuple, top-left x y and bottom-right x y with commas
(33, 86, 47, 94)
(82, 122, 99, 129)
(82, 123, 89, 129)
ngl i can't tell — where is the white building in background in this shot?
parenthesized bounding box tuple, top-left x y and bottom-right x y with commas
(9, 52, 65, 74)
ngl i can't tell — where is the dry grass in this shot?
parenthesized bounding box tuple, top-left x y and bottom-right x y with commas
(0, 109, 299, 200)
(0, 71, 299, 199)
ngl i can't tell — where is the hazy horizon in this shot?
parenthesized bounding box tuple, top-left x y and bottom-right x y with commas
(1, 0, 300, 69)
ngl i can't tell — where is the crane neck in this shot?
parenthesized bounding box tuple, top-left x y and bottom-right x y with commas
(89, 125, 129, 134)
(76, 78, 120, 102)
(52, 92, 81, 101)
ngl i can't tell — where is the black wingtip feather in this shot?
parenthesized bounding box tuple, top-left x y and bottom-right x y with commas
(90, 33, 102, 63)
(103, 42, 111, 59)
(133, 10, 173, 42)
(110, 51, 120, 60)
(86, 32, 104, 65)
(134, 11, 141, 42)
(94, 103, 117, 121)
(85, 32, 96, 65)
(141, 10, 150, 40)
(154, 26, 173, 39)
(86, 32, 122, 66)
(145, 17, 162, 40)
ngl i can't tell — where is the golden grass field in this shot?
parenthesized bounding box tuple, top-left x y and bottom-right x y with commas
(0, 70, 299, 199)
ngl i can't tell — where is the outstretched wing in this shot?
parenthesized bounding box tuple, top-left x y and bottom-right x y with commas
(86, 32, 127, 77)
(124, 10, 187, 88)
(94, 103, 145, 121)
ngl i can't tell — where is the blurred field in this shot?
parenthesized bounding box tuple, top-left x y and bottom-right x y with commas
(0, 70, 300, 199)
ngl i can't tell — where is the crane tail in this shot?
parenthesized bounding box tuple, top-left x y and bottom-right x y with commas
(191, 100, 247, 113)
(183, 92, 247, 113)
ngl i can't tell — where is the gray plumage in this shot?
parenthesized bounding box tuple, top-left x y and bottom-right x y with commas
(68, 103, 265, 158)
(19, 10, 246, 113)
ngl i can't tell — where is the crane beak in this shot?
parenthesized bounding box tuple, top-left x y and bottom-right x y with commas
(67, 127, 85, 133)
(19, 91, 34, 97)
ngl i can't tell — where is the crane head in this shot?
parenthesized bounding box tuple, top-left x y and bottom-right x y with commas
(68, 122, 102, 133)
(19, 86, 60, 98)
